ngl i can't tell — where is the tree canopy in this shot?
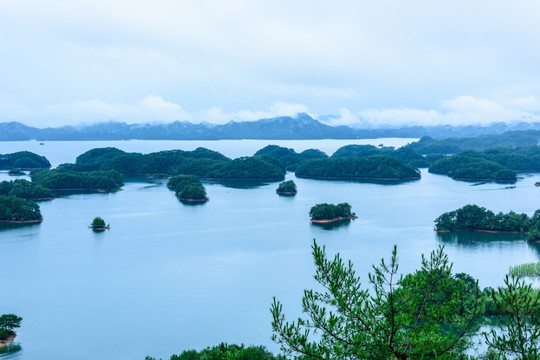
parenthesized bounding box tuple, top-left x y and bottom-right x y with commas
(309, 203, 354, 220)
(0, 195, 42, 222)
(0, 151, 51, 170)
(271, 242, 483, 360)
(276, 180, 297, 194)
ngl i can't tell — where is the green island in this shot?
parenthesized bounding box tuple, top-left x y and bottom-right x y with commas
(509, 262, 540, 278)
(429, 153, 517, 182)
(0, 314, 22, 349)
(332, 144, 430, 168)
(0, 151, 51, 170)
(309, 202, 356, 223)
(254, 145, 328, 171)
(0, 195, 42, 223)
(276, 180, 297, 195)
(0, 179, 54, 201)
(31, 169, 124, 192)
(89, 217, 109, 231)
(434, 204, 540, 241)
(7, 169, 23, 176)
(167, 175, 208, 202)
(295, 155, 421, 181)
(68, 147, 285, 181)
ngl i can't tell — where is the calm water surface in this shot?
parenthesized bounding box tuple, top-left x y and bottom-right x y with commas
(1, 139, 539, 360)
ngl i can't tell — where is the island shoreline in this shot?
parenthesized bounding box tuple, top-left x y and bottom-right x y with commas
(311, 216, 358, 223)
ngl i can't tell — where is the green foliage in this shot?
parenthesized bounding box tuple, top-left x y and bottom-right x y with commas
(295, 155, 421, 181)
(31, 169, 124, 191)
(144, 343, 286, 360)
(255, 145, 328, 171)
(429, 153, 517, 182)
(90, 217, 106, 228)
(0, 314, 22, 340)
(168, 175, 207, 201)
(276, 180, 296, 193)
(434, 205, 539, 233)
(483, 275, 540, 359)
(0, 179, 53, 200)
(332, 144, 429, 167)
(309, 202, 354, 220)
(271, 242, 482, 360)
(509, 262, 540, 278)
(0, 151, 51, 170)
(206, 156, 285, 181)
(0, 195, 42, 222)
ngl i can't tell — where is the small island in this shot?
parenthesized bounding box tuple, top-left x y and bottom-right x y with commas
(0, 314, 22, 349)
(276, 180, 297, 195)
(0, 179, 54, 201)
(7, 169, 24, 176)
(167, 175, 208, 202)
(89, 217, 109, 231)
(309, 202, 357, 223)
(434, 204, 540, 241)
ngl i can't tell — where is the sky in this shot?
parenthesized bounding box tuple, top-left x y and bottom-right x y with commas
(1, 0, 540, 128)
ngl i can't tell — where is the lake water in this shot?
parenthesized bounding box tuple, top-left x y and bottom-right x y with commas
(1, 139, 539, 360)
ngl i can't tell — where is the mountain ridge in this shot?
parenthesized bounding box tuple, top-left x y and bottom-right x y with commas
(1, 114, 540, 141)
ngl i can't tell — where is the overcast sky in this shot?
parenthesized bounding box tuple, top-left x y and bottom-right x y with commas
(1, 0, 540, 128)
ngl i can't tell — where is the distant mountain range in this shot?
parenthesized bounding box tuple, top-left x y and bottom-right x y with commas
(2, 113, 540, 141)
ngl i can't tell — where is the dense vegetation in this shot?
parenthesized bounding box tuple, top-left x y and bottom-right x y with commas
(407, 130, 540, 154)
(254, 145, 328, 171)
(0, 314, 22, 341)
(31, 169, 124, 191)
(145, 343, 286, 360)
(428, 153, 517, 182)
(0, 195, 42, 222)
(66, 147, 285, 181)
(0, 179, 53, 200)
(309, 202, 354, 221)
(0, 151, 50, 170)
(295, 155, 421, 181)
(428, 146, 540, 182)
(167, 175, 207, 201)
(90, 217, 108, 229)
(272, 241, 540, 360)
(434, 205, 540, 236)
(276, 180, 297, 194)
(205, 156, 285, 181)
(332, 144, 429, 167)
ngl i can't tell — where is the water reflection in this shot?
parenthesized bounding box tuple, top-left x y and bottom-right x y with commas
(310, 219, 353, 230)
(0, 343, 22, 357)
(436, 232, 526, 249)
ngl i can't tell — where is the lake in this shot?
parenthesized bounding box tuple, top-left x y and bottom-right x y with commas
(1, 139, 539, 360)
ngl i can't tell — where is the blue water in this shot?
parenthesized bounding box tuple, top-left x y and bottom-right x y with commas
(0, 139, 539, 359)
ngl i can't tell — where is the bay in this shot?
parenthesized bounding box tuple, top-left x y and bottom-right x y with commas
(0, 139, 539, 360)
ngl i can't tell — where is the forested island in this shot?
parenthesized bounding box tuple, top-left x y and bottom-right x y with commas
(309, 202, 356, 223)
(0, 195, 42, 223)
(255, 145, 328, 171)
(69, 147, 286, 181)
(276, 180, 297, 195)
(0, 151, 50, 170)
(332, 144, 430, 168)
(296, 155, 421, 181)
(434, 204, 540, 241)
(428, 153, 517, 182)
(167, 175, 208, 202)
(31, 169, 124, 192)
(89, 217, 109, 231)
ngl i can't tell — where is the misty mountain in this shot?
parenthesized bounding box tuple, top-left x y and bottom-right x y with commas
(1, 113, 540, 141)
